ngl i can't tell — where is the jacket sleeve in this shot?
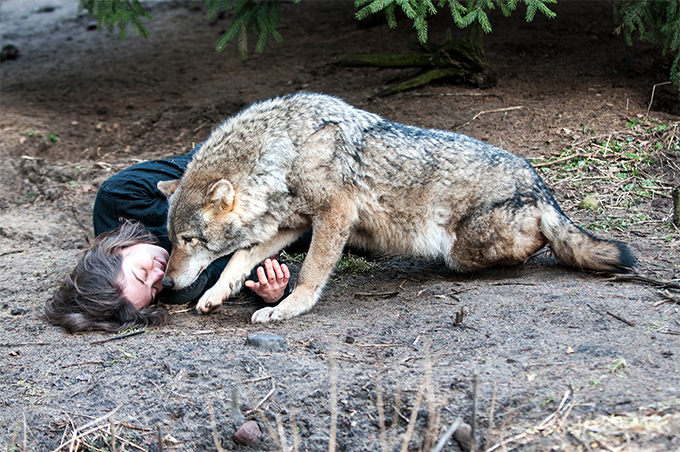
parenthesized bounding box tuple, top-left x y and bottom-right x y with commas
(92, 152, 197, 251)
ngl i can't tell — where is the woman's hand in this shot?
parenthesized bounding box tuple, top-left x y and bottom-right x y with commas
(244, 258, 290, 304)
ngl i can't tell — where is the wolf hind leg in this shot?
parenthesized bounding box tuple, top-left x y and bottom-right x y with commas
(446, 206, 548, 270)
(196, 228, 307, 313)
(252, 199, 357, 323)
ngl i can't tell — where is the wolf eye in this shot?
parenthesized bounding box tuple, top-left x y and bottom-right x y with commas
(182, 236, 194, 245)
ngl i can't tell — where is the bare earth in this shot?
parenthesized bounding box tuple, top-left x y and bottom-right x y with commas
(1, 1, 679, 451)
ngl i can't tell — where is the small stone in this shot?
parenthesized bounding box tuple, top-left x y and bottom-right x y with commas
(345, 335, 355, 344)
(10, 308, 26, 316)
(454, 422, 472, 451)
(579, 196, 600, 210)
(1, 45, 19, 62)
(246, 333, 288, 352)
(233, 420, 261, 446)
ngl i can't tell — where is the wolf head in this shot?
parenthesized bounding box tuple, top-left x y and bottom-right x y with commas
(158, 177, 250, 290)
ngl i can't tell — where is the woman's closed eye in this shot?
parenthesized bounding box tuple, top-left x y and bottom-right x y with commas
(132, 268, 150, 289)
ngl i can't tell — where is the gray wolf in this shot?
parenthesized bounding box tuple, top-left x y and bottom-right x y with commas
(157, 92, 635, 323)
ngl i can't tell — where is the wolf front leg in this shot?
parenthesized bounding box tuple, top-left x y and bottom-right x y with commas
(251, 201, 358, 323)
(195, 229, 306, 313)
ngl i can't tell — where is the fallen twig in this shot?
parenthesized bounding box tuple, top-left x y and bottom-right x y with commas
(0, 248, 24, 257)
(241, 375, 272, 384)
(390, 386, 403, 446)
(411, 91, 503, 101)
(157, 424, 164, 452)
(244, 381, 276, 417)
(110, 418, 116, 452)
(90, 330, 145, 345)
(486, 432, 527, 452)
(52, 406, 121, 452)
(355, 343, 402, 348)
(22, 411, 27, 452)
(400, 376, 426, 452)
(532, 151, 596, 168)
(9, 417, 20, 452)
(291, 409, 300, 452)
(60, 361, 105, 368)
(659, 330, 680, 336)
(329, 340, 338, 452)
(432, 418, 463, 452)
(116, 421, 152, 431)
(354, 291, 399, 298)
(603, 274, 680, 290)
(0, 342, 51, 347)
(646, 81, 672, 117)
(656, 289, 680, 307)
(375, 370, 388, 452)
(605, 310, 635, 327)
(586, 304, 635, 327)
(457, 106, 523, 129)
(558, 401, 577, 430)
(275, 412, 290, 452)
(485, 380, 498, 447)
(537, 390, 570, 431)
(471, 373, 479, 452)
(207, 400, 225, 452)
(424, 341, 438, 451)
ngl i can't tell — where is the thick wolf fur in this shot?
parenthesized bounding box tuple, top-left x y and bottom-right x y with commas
(158, 92, 635, 323)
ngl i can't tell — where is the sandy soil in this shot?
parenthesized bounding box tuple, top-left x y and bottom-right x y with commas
(1, 1, 679, 451)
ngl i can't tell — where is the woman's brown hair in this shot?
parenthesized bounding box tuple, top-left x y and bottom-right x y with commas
(45, 220, 169, 333)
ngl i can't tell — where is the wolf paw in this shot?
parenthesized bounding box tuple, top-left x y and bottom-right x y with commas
(251, 306, 290, 323)
(195, 286, 226, 314)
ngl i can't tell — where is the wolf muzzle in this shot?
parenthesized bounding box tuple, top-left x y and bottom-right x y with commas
(161, 276, 176, 289)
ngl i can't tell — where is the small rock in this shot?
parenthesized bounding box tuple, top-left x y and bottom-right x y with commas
(246, 333, 288, 352)
(233, 420, 261, 446)
(579, 196, 600, 210)
(454, 422, 472, 451)
(1, 45, 19, 62)
(345, 335, 355, 344)
(75, 373, 90, 382)
(10, 308, 26, 316)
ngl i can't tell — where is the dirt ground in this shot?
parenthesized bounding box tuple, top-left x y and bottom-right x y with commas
(1, 1, 679, 451)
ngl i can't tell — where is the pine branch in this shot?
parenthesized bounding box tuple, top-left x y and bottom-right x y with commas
(615, 0, 680, 89)
(79, 0, 151, 39)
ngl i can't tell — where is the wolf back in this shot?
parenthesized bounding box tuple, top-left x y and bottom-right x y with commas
(159, 92, 635, 323)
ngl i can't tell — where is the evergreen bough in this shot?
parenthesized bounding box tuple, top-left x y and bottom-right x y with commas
(79, 0, 680, 92)
(79, 0, 151, 39)
(615, 0, 680, 89)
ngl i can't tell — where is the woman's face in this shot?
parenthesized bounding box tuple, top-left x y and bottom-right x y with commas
(119, 243, 169, 310)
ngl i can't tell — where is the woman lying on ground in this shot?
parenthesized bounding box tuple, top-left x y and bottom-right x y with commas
(45, 144, 305, 333)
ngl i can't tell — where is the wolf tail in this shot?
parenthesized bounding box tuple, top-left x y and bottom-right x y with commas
(539, 204, 636, 273)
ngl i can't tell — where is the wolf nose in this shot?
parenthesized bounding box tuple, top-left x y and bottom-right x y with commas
(161, 276, 175, 289)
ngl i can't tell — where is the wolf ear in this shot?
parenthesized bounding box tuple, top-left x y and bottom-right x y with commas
(157, 179, 181, 198)
(206, 179, 234, 211)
